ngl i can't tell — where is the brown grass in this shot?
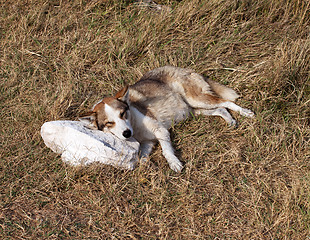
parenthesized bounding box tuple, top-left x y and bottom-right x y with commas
(0, 0, 309, 239)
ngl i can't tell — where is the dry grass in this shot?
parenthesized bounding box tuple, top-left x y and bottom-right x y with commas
(0, 0, 309, 239)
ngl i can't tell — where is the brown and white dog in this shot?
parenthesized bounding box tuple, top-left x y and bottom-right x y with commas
(80, 66, 254, 172)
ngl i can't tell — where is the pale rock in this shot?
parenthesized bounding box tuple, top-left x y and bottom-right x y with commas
(41, 121, 140, 170)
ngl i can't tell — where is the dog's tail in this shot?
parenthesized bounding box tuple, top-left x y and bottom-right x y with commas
(207, 79, 240, 102)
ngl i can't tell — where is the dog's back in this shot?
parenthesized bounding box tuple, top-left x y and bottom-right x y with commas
(128, 66, 239, 127)
(129, 68, 191, 128)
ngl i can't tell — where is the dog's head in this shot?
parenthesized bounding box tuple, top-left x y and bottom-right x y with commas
(79, 86, 133, 140)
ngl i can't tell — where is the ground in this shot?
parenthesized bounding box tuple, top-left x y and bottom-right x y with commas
(0, 0, 309, 239)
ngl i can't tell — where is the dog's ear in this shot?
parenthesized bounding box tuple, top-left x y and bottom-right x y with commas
(79, 111, 97, 129)
(115, 85, 129, 102)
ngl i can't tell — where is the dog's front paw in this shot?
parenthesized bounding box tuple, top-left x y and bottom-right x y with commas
(168, 159, 183, 173)
(240, 108, 255, 118)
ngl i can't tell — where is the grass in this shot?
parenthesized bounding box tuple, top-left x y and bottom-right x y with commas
(0, 0, 309, 239)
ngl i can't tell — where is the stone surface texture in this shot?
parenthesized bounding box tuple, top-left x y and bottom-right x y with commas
(41, 121, 140, 170)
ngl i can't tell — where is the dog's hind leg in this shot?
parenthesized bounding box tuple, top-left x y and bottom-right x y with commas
(194, 108, 237, 127)
(181, 81, 255, 118)
(217, 101, 254, 118)
(169, 69, 254, 118)
(185, 90, 254, 118)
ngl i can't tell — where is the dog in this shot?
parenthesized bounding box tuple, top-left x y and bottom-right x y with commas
(79, 66, 254, 172)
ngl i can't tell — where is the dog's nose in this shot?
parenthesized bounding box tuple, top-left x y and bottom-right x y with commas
(122, 129, 132, 138)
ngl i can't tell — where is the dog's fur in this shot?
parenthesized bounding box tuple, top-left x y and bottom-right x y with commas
(80, 66, 254, 172)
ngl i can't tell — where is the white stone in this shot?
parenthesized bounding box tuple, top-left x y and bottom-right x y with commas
(41, 121, 140, 170)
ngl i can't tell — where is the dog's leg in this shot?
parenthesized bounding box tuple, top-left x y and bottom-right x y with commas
(139, 141, 155, 162)
(186, 94, 254, 119)
(154, 128, 183, 172)
(195, 108, 237, 127)
(177, 76, 254, 119)
(217, 102, 254, 118)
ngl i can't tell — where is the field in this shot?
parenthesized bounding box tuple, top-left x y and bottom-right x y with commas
(0, 0, 309, 239)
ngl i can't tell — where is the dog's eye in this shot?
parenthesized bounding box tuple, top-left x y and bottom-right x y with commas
(120, 111, 127, 119)
(105, 122, 115, 128)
